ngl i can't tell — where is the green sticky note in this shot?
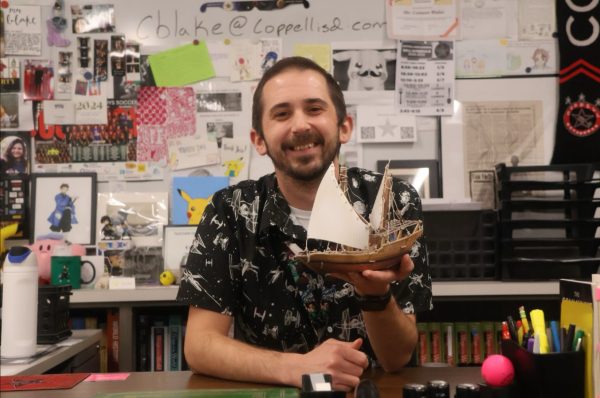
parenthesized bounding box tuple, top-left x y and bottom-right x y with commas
(148, 42, 215, 87)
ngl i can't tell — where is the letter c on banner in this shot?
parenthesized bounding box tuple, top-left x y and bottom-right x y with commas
(565, 0, 600, 47)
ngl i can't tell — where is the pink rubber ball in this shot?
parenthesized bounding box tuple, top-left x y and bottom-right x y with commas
(481, 354, 515, 387)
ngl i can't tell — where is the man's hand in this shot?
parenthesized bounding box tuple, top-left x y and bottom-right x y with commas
(329, 253, 414, 296)
(299, 338, 369, 391)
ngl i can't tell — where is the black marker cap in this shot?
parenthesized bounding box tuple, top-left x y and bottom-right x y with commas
(456, 383, 480, 398)
(402, 383, 428, 398)
(427, 380, 449, 398)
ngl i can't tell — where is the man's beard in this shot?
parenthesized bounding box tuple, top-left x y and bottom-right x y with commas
(265, 131, 340, 182)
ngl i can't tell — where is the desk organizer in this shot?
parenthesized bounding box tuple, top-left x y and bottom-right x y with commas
(495, 163, 600, 280)
(501, 340, 584, 398)
(37, 284, 72, 344)
(423, 209, 498, 280)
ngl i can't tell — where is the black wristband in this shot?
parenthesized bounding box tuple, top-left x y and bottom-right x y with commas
(355, 288, 392, 312)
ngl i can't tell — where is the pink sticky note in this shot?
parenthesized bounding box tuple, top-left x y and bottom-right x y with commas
(85, 373, 130, 382)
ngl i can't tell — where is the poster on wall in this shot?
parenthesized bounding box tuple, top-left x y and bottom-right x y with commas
(395, 40, 455, 115)
(136, 87, 196, 162)
(71, 4, 116, 34)
(0, 57, 21, 92)
(0, 93, 19, 128)
(386, 0, 458, 40)
(3, 5, 42, 56)
(332, 41, 397, 104)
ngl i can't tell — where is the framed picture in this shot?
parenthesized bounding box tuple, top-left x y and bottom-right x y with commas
(31, 172, 97, 244)
(377, 160, 440, 199)
(163, 225, 197, 281)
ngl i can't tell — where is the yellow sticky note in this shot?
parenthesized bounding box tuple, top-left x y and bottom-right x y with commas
(148, 42, 215, 87)
(293, 43, 332, 72)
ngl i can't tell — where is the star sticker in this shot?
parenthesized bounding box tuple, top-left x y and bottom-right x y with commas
(572, 108, 594, 129)
(378, 119, 397, 136)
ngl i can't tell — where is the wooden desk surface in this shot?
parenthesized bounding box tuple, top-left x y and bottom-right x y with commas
(4, 367, 483, 398)
(0, 329, 102, 376)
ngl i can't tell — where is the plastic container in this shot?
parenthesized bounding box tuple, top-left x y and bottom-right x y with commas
(37, 284, 72, 344)
(423, 210, 498, 280)
(1, 246, 39, 358)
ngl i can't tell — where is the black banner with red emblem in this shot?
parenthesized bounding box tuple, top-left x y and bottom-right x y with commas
(551, 0, 600, 164)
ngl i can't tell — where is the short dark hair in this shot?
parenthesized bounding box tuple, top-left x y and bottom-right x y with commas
(251, 56, 347, 137)
(60, 183, 69, 189)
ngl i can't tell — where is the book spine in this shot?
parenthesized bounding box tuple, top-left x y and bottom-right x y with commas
(442, 322, 454, 366)
(482, 321, 496, 358)
(169, 324, 181, 371)
(137, 314, 150, 371)
(152, 326, 165, 372)
(455, 322, 470, 366)
(106, 309, 119, 372)
(416, 322, 430, 365)
(469, 322, 483, 365)
(429, 322, 442, 363)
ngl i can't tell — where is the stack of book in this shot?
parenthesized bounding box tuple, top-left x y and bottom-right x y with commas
(136, 313, 187, 372)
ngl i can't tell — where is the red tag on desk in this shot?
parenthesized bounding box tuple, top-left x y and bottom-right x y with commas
(0, 373, 90, 391)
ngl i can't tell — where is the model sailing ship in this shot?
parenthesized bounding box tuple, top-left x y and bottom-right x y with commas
(295, 163, 424, 272)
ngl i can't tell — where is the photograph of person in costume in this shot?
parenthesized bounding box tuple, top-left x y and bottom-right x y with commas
(48, 183, 78, 232)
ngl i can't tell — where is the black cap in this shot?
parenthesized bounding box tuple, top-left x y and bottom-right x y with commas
(402, 383, 428, 398)
(427, 380, 449, 398)
(456, 383, 480, 398)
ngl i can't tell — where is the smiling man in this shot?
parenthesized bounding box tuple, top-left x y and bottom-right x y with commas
(176, 57, 432, 391)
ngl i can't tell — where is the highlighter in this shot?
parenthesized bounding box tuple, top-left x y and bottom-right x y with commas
(572, 329, 584, 352)
(518, 305, 530, 334)
(530, 309, 549, 354)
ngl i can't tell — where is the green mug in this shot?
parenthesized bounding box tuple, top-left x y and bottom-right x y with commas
(50, 256, 96, 289)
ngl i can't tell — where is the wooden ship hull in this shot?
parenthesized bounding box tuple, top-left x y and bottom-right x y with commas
(296, 221, 423, 273)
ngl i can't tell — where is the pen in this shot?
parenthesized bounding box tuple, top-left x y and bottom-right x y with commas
(550, 321, 561, 353)
(565, 324, 576, 352)
(546, 327, 553, 352)
(530, 309, 549, 354)
(518, 305, 530, 334)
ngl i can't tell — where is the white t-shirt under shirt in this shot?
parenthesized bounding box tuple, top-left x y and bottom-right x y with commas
(289, 205, 311, 230)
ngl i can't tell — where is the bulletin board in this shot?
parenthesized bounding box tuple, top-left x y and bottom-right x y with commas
(1, 0, 560, 204)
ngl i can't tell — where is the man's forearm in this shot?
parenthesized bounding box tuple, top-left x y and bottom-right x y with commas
(361, 300, 418, 372)
(185, 331, 303, 386)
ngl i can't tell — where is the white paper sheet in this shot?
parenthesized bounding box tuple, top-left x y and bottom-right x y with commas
(395, 40, 455, 115)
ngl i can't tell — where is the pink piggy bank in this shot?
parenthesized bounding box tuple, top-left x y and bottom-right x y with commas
(29, 238, 86, 284)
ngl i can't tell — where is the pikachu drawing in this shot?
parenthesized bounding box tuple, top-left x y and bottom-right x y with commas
(177, 188, 212, 225)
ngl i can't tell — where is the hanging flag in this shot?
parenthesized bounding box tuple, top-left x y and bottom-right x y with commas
(551, 0, 600, 164)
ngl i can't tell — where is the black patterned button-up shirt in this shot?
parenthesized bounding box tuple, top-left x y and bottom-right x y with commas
(176, 167, 432, 360)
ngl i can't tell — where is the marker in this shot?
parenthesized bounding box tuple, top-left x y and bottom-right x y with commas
(574, 336, 583, 352)
(501, 321, 511, 340)
(550, 321, 561, 353)
(516, 320, 523, 345)
(518, 305, 530, 334)
(527, 336, 535, 352)
(572, 330, 584, 352)
(565, 324, 576, 352)
(506, 316, 518, 342)
(530, 309, 549, 354)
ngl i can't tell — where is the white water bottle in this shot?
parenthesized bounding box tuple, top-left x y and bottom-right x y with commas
(1, 246, 39, 358)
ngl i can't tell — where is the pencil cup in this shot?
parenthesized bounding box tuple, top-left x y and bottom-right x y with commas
(500, 340, 584, 398)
